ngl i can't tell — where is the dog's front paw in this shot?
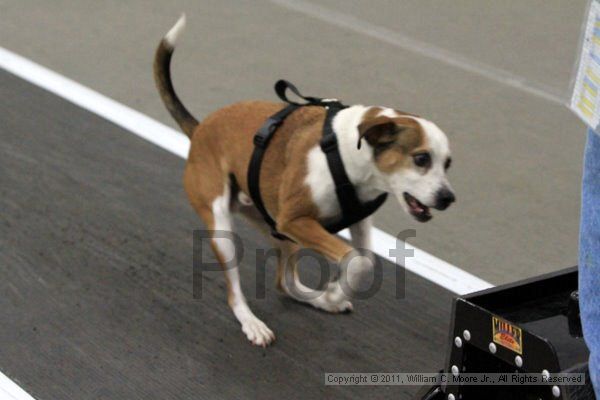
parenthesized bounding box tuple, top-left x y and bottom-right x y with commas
(241, 317, 275, 347)
(312, 282, 353, 313)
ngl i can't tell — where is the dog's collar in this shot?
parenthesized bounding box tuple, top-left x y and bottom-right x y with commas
(248, 80, 388, 241)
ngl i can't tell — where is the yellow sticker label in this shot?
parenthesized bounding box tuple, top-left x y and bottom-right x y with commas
(492, 316, 522, 355)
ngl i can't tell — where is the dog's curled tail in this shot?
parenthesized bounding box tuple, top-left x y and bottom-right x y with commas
(153, 14, 198, 138)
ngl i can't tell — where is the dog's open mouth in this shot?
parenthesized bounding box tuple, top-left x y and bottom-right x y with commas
(403, 192, 432, 222)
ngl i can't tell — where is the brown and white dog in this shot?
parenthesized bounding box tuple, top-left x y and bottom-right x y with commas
(154, 15, 455, 347)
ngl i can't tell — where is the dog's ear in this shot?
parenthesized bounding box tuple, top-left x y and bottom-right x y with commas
(357, 116, 405, 149)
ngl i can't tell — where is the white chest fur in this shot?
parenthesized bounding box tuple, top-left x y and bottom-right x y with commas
(303, 106, 386, 219)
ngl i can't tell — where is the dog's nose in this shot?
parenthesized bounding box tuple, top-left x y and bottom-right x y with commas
(435, 188, 456, 210)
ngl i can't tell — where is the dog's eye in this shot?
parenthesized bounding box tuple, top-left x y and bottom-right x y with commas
(412, 152, 431, 168)
(444, 157, 452, 170)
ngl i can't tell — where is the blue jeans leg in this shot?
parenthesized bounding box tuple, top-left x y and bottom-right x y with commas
(580, 129, 600, 397)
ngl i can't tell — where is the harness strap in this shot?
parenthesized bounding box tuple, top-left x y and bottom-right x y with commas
(247, 104, 300, 240)
(248, 80, 388, 241)
(319, 104, 388, 233)
(275, 80, 325, 106)
(320, 104, 362, 217)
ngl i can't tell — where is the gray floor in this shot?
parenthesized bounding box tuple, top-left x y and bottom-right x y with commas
(0, 0, 589, 284)
(1, 70, 454, 400)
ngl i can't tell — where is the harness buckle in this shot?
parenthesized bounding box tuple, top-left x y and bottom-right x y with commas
(253, 118, 280, 148)
(253, 133, 268, 148)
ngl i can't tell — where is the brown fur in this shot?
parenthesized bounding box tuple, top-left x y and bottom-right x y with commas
(183, 104, 430, 270)
(184, 101, 354, 264)
(152, 22, 449, 345)
(377, 117, 428, 173)
(357, 110, 427, 173)
(361, 106, 384, 122)
(185, 102, 323, 218)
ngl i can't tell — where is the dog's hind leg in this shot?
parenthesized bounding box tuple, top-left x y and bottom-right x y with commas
(276, 241, 353, 313)
(343, 217, 376, 291)
(310, 218, 377, 310)
(194, 184, 275, 347)
(277, 216, 378, 313)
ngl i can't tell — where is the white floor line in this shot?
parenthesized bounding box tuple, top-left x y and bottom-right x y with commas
(269, 0, 565, 105)
(338, 229, 492, 294)
(0, 46, 493, 295)
(0, 48, 189, 159)
(0, 372, 36, 400)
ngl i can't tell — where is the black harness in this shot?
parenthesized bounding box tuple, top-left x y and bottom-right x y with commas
(247, 80, 388, 240)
